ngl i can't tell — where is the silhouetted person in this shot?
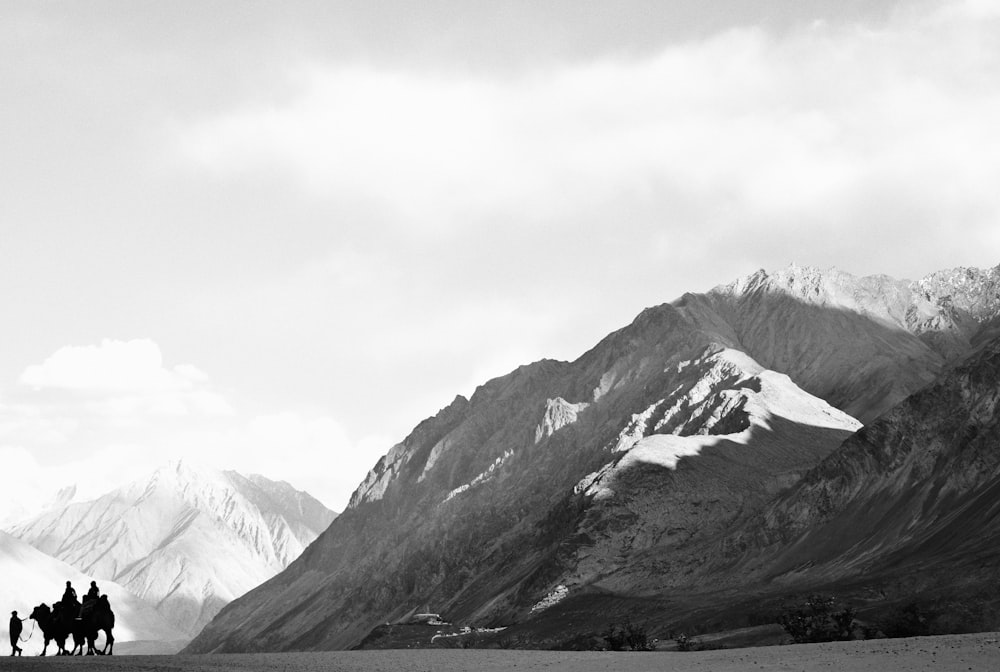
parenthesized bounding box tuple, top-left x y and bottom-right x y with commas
(9, 611, 24, 656)
(80, 580, 102, 620)
(62, 580, 77, 605)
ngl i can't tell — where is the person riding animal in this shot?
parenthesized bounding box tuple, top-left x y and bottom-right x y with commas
(80, 582, 101, 620)
(61, 581, 77, 606)
(61, 580, 90, 620)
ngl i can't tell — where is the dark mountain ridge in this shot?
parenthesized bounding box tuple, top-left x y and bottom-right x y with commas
(734, 332, 1000, 591)
(186, 263, 1000, 652)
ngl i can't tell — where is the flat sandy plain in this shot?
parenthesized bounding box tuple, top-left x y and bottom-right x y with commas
(1, 633, 998, 671)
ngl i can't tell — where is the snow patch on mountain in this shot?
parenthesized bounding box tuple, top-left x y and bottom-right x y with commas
(578, 348, 861, 501)
(442, 449, 513, 504)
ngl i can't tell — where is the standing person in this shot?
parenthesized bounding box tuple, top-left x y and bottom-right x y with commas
(85, 581, 100, 601)
(9, 611, 25, 656)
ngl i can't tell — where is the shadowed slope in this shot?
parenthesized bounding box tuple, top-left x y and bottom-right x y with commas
(734, 332, 1000, 593)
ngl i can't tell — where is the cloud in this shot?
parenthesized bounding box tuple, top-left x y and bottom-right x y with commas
(19, 339, 208, 393)
(175, 1, 1000, 261)
(2, 340, 384, 512)
(166, 411, 389, 511)
(0, 403, 77, 445)
(16, 339, 234, 420)
(0, 445, 47, 524)
(0, 340, 244, 517)
(27, 411, 391, 512)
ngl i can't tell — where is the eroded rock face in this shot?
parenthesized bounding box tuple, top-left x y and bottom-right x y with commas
(186, 263, 1000, 653)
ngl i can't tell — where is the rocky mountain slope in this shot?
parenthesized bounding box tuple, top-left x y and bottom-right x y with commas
(729, 329, 1000, 603)
(186, 263, 1000, 652)
(6, 461, 336, 638)
(516, 329, 1000, 644)
(0, 531, 186, 652)
(690, 264, 1000, 422)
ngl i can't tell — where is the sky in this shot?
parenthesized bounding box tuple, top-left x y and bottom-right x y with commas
(1, 0, 999, 515)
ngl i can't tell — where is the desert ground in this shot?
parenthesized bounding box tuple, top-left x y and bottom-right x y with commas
(1, 632, 998, 672)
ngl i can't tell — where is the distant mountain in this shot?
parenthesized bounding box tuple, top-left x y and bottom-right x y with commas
(6, 461, 336, 638)
(185, 263, 1000, 652)
(0, 531, 186, 653)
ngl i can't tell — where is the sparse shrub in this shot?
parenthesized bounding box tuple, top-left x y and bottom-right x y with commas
(675, 633, 693, 651)
(602, 621, 655, 651)
(497, 633, 532, 649)
(602, 623, 625, 651)
(459, 633, 486, 649)
(777, 594, 855, 643)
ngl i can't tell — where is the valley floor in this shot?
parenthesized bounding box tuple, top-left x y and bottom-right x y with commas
(3, 632, 1000, 672)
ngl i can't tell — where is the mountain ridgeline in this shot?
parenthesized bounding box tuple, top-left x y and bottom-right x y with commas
(186, 263, 1000, 652)
(7, 462, 337, 640)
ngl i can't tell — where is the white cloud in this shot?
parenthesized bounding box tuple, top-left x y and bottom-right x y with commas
(0, 339, 386, 513)
(15, 339, 233, 421)
(167, 411, 387, 510)
(19, 339, 206, 393)
(0, 404, 370, 516)
(186, 390, 236, 417)
(938, 0, 1000, 20)
(0, 403, 77, 445)
(0, 445, 47, 524)
(176, 3, 1000, 255)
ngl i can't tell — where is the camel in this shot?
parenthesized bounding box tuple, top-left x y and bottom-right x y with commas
(28, 598, 115, 656)
(52, 601, 88, 655)
(28, 603, 82, 656)
(80, 595, 115, 655)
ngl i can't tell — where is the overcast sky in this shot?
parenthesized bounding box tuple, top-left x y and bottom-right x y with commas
(2, 0, 999, 515)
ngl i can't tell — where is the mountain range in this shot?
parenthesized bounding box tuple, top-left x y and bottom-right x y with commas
(5, 461, 336, 643)
(180, 262, 1000, 652)
(0, 530, 188, 654)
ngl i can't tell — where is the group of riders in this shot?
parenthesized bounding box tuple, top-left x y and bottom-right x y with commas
(8, 580, 107, 656)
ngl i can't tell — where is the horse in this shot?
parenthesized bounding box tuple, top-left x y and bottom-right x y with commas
(28, 603, 78, 656)
(80, 595, 115, 655)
